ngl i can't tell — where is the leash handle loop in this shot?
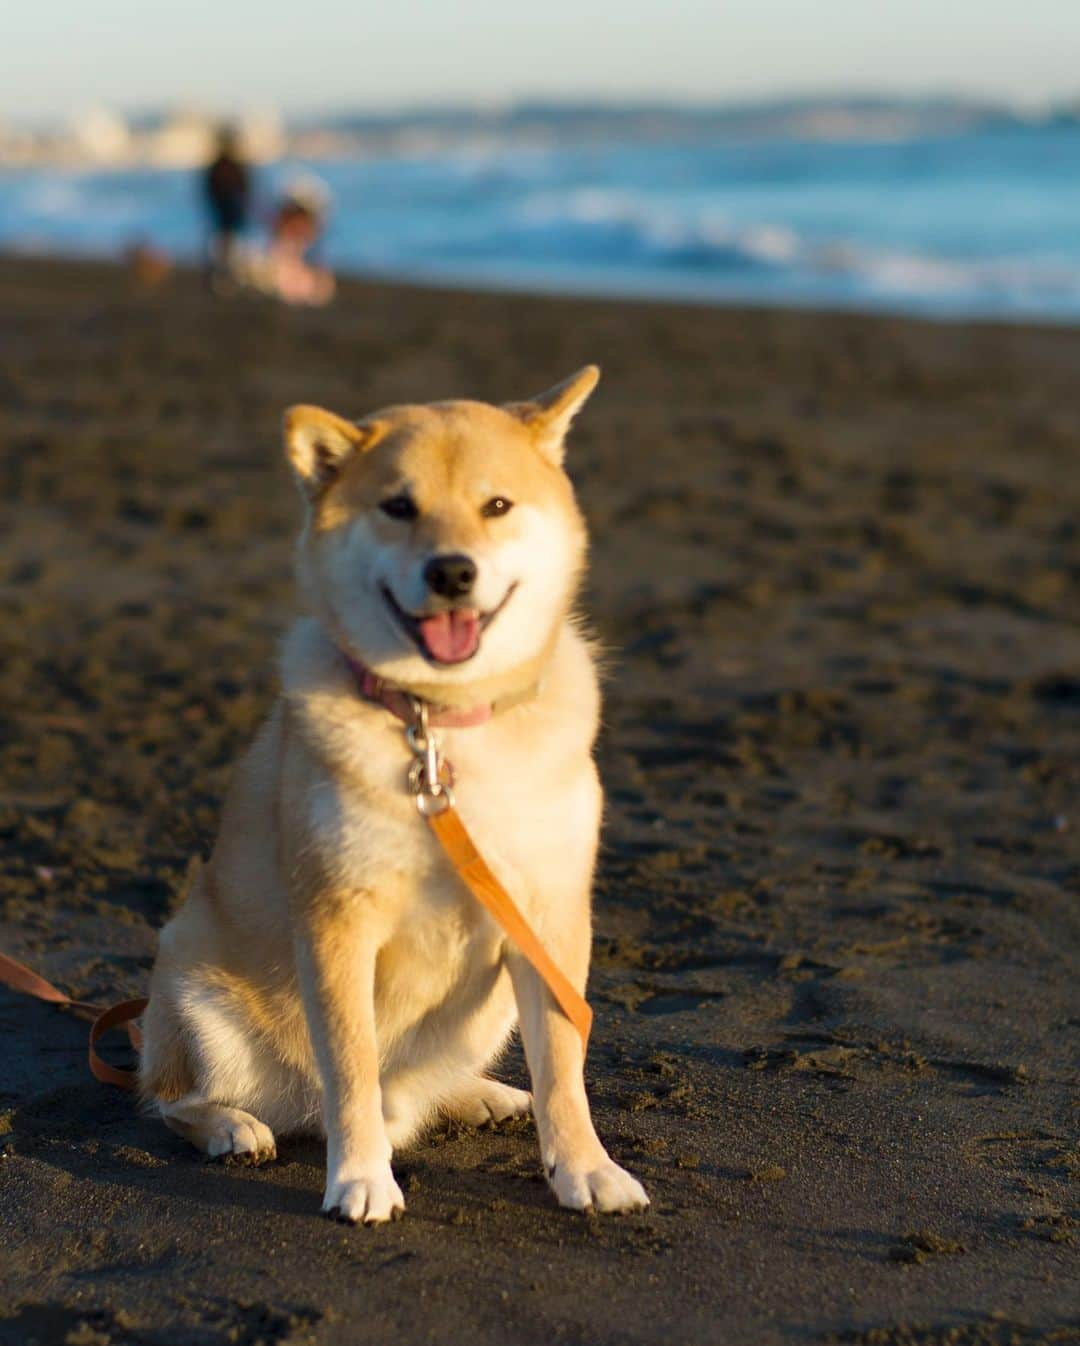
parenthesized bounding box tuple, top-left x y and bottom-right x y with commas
(88, 999, 147, 1089)
(0, 951, 145, 1091)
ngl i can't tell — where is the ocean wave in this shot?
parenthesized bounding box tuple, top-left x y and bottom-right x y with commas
(498, 187, 1080, 305)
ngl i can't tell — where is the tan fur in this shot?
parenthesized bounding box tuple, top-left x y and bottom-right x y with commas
(140, 367, 648, 1222)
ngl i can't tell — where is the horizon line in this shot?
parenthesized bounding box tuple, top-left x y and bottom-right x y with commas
(9, 85, 1080, 129)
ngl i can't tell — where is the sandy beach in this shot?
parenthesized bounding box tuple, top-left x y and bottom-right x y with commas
(0, 256, 1077, 1346)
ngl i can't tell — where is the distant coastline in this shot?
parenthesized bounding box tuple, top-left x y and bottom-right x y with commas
(3, 94, 1078, 170)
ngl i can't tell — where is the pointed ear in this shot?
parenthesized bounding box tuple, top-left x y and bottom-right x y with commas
(506, 365, 600, 465)
(283, 405, 384, 498)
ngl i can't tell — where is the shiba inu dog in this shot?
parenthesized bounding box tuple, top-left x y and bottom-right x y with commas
(138, 367, 648, 1223)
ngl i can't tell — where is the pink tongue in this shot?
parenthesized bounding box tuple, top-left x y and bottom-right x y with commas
(417, 609, 481, 663)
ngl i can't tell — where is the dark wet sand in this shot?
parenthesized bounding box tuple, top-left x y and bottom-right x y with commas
(1, 256, 1077, 1346)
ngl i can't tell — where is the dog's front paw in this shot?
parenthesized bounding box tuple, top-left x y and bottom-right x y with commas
(548, 1156, 649, 1214)
(323, 1167, 405, 1225)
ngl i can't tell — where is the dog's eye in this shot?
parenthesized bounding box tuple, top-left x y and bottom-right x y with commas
(481, 497, 514, 518)
(380, 494, 418, 521)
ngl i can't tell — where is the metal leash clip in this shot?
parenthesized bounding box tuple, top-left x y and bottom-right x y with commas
(405, 698, 455, 816)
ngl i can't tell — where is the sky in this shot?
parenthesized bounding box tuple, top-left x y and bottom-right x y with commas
(4, 0, 1077, 122)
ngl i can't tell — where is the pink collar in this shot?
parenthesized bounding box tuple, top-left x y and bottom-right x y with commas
(344, 653, 533, 728)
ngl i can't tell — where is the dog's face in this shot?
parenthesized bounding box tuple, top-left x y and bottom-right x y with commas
(284, 368, 597, 689)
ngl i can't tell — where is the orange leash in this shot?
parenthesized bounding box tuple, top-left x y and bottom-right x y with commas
(0, 806, 589, 1092)
(428, 807, 592, 1050)
(0, 806, 590, 1090)
(0, 806, 589, 1090)
(0, 951, 146, 1090)
(404, 697, 592, 1052)
(422, 796, 589, 1049)
(2, 702, 591, 1090)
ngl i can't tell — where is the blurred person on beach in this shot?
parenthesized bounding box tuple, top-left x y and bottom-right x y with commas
(262, 175, 335, 306)
(202, 125, 252, 292)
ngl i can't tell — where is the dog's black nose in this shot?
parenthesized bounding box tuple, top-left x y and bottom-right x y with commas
(423, 553, 477, 598)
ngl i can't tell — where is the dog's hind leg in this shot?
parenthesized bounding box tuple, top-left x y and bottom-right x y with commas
(382, 1069, 529, 1146)
(443, 1076, 531, 1128)
(158, 1093, 277, 1163)
(140, 972, 300, 1165)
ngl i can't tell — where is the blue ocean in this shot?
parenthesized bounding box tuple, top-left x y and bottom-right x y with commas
(4, 124, 1080, 320)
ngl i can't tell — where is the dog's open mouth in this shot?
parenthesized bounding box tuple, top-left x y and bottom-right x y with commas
(381, 585, 517, 665)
